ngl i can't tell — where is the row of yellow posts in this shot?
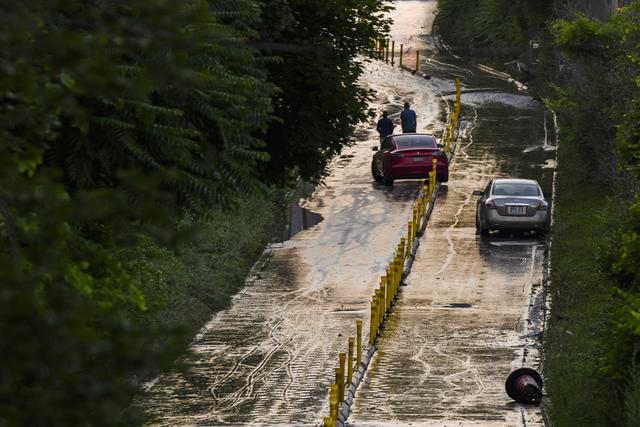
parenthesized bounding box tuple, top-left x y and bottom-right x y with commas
(323, 319, 363, 427)
(322, 172, 437, 427)
(323, 51, 463, 427)
(442, 79, 462, 153)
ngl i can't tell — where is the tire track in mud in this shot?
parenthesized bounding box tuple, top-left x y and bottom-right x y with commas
(436, 342, 487, 409)
(207, 286, 325, 416)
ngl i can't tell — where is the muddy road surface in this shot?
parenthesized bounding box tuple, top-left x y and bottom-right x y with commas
(348, 1, 555, 426)
(140, 8, 448, 427)
(141, 1, 555, 425)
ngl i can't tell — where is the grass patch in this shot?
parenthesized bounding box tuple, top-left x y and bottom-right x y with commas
(544, 135, 624, 425)
(120, 193, 284, 367)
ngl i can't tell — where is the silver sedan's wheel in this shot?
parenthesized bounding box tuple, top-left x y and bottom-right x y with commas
(477, 211, 489, 236)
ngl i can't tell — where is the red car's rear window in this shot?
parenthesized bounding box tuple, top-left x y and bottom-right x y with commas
(394, 135, 437, 148)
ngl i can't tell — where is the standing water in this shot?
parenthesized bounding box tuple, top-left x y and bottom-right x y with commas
(140, 1, 554, 425)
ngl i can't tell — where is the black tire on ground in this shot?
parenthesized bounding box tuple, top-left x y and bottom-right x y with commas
(437, 172, 449, 183)
(383, 175, 394, 186)
(371, 161, 383, 182)
(539, 218, 551, 235)
(477, 212, 489, 236)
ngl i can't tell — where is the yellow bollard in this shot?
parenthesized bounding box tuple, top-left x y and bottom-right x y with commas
(395, 258, 402, 288)
(375, 290, 382, 327)
(347, 337, 355, 386)
(415, 50, 420, 73)
(431, 169, 436, 194)
(380, 281, 387, 317)
(370, 299, 378, 345)
(382, 275, 389, 310)
(407, 221, 412, 256)
(399, 43, 403, 66)
(443, 127, 450, 153)
(330, 383, 338, 421)
(432, 157, 438, 186)
(338, 353, 346, 401)
(391, 40, 395, 65)
(456, 78, 461, 106)
(356, 319, 362, 367)
(386, 268, 393, 302)
(394, 257, 402, 297)
(323, 416, 332, 427)
(390, 262, 397, 305)
(422, 183, 429, 212)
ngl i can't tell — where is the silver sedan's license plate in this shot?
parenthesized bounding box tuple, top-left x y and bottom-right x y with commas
(413, 156, 424, 162)
(507, 206, 527, 215)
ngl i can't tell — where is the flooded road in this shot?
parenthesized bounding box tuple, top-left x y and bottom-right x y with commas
(140, 6, 448, 426)
(141, 1, 555, 425)
(348, 1, 555, 426)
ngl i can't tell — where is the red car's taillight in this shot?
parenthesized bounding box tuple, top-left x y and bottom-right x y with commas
(537, 201, 549, 211)
(486, 199, 496, 209)
(391, 152, 405, 158)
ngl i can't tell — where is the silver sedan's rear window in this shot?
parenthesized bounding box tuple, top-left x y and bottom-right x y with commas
(492, 183, 540, 196)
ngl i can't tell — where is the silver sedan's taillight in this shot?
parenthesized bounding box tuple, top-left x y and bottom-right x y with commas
(486, 199, 496, 209)
(537, 201, 549, 211)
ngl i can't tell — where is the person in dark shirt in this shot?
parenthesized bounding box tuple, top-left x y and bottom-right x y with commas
(376, 111, 395, 145)
(400, 102, 417, 133)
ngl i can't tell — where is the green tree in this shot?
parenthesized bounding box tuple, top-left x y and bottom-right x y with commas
(255, 0, 392, 184)
(437, 0, 553, 55)
(0, 0, 274, 424)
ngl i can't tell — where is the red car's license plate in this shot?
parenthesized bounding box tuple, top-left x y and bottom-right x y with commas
(412, 156, 424, 162)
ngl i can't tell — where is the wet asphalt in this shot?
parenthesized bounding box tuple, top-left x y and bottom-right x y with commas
(140, 1, 556, 425)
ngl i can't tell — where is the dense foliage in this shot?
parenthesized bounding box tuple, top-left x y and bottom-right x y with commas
(436, 0, 553, 56)
(256, 0, 392, 183)
(0, 0, 389, 425)
(554, 0, 640, 369)
(545, 5, 640, 423)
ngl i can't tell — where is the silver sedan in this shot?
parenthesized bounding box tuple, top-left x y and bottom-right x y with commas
(473, 179, 550, 236)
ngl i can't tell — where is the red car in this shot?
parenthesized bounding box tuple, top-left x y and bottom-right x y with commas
(371, 134, 449, 186)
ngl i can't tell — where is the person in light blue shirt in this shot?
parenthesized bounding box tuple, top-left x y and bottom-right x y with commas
(400, 102, 417, 133)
